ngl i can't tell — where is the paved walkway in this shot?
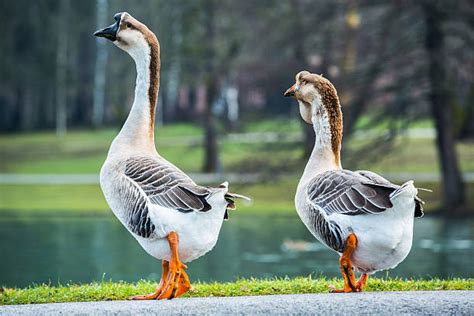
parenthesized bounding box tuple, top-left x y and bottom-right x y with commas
(1, 291, 472, 315)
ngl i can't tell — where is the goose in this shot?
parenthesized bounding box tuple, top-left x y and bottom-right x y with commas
(284, 71, 424, 293)
(94, 12, 249, 300)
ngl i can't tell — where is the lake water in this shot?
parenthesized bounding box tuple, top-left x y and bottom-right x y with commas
(0, 212, 473, 288)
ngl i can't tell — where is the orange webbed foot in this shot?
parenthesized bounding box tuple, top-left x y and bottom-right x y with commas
(158, 261, 190, 299)
(157, 232, 192, 300)
(128, 260, 169, 300)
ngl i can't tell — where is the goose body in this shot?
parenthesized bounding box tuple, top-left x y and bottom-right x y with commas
(285, 71, 423, 292)
(295, 170, 419, 274)
(100, 154, 228, 263)
(95, 12, 246, 299)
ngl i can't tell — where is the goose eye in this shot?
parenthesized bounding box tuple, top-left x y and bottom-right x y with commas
(126, 22, 132, 28)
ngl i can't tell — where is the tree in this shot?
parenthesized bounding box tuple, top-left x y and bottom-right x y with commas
(202, 0, 221, 173)
(92, 0, 108, 127)
(55, 0, 70, 136)
(422, 0, 465, 211)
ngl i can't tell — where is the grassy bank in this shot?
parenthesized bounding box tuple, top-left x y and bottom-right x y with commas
(1, 277, 472, 305)
(1, 121, 473, 175)
(2, 180, 473, 214)
(1, 120, 473, 214)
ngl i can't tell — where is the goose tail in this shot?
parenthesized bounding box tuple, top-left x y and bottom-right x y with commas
(218, 181, 251, 220)
(391, 181, 425, 218)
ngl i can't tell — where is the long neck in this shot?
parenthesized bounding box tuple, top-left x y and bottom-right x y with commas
(112, 42, 160, 153)
(300, 99, 342, 186)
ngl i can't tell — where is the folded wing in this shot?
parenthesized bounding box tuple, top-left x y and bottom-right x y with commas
(117, 156, 214, 239)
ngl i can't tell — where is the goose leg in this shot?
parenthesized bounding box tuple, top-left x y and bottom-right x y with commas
(158, 232, 191, 300)
(356, 273, 369, 291)
(129, 260, 169, 300)
(330, 233, 359, 293)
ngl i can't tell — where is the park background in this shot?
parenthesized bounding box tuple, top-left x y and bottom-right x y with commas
(0, 0, 473, 289)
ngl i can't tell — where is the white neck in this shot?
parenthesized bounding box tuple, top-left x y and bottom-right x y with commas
(110, 45, 156, 154)
(299, 99, 342, 187)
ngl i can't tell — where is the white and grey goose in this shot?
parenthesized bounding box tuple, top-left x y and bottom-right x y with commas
(284, 71, 424, 293)
(94, 12, 249, 300)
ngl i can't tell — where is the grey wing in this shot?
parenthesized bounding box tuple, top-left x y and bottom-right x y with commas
(304, 170, 397, 252)
(355, 170, 397, 187)
(307, 170, 395, 217)
(357, 170, 424, 217)
(303, 202, 346, 252)
(117, 156, 213, 239)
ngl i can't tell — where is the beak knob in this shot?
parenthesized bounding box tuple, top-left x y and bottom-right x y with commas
(284, 84, 296, 97)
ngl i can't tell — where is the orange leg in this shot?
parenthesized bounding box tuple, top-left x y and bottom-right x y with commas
(129, 260, 169, 300)
(158, 232, 192, 300)
(356, 273, 369, 291)
(330, 233, 359, 293)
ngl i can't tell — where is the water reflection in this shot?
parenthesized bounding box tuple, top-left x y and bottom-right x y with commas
(0, 212, 472, 288)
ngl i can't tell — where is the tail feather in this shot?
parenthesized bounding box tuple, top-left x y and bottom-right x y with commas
(414, 196, 424, 218)
(219, 182, 251, 221)
(390, 180, 425, 218)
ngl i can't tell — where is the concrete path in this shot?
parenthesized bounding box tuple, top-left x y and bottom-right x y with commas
(1, 291, 473, 315)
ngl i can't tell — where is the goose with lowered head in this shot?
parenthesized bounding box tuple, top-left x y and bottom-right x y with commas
(94, 12, 249, 300)
(284, 71, 424, 293)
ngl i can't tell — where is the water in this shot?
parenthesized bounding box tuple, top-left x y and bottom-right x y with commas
(0, 212, 473, 288)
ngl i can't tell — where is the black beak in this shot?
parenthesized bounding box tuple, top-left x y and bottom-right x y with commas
(93, 13, 121, 41)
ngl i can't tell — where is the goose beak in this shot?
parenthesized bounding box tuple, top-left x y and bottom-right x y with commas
(94, 14, 121, 41)
(284, 84, 296, 97)
(94, 22, 119, 41)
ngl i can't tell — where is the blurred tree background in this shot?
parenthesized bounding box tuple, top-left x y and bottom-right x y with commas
(0, 0, 473, 212)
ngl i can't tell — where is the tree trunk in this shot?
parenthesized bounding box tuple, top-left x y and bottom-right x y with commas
(288, 0, 315, 158)
(165, 4, 182, 122)
(423, 1, 465, 211)
(92, 0, 108, 127)
(202, 0, 220, 173)
(203, 80, 220, 173)
(55, 0, 70, 136)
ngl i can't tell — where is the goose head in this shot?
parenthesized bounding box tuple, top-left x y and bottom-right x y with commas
(94, 12, 158, 60)
(284, 71, 340, 125)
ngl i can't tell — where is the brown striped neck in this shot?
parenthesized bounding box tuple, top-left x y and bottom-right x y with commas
(308, 77, 343, 169)
(146, 35, 160, 137)
(111, 35, 160, 152)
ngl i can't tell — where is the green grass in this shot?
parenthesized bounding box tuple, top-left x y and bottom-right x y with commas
(2, 178, 474, 214)
(1, 122, 473, 175)
(0, 179, 298, 214)
(1, 277, 472, 305)
(1, 119, 473, 213)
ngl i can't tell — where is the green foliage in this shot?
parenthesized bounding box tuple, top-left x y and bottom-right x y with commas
(1, 277, 472, 305)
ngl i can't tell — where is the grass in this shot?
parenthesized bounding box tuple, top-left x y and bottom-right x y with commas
(1, 119, 473, 175)
(2, 177, 474, 214)
(1, 277, 472, 305)
(1, 119, 473, 213)
(0, 179, 298, 214)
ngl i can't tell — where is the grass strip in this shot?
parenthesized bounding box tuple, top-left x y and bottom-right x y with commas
(1, 277, 472, 305)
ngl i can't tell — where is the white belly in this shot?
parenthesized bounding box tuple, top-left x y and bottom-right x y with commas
(135, 209, 225, 263)
(330, 198, 415, 274)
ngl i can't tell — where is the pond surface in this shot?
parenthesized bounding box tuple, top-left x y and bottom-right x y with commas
(0, 212, 473, 288)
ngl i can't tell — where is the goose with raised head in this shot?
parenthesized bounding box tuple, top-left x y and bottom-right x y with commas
(284, 71, 424, 293)
(94, 12, 249, 300)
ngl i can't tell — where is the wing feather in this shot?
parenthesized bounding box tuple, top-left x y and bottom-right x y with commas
(115, 156, 215, 239)
(307, 170, 396, 216)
